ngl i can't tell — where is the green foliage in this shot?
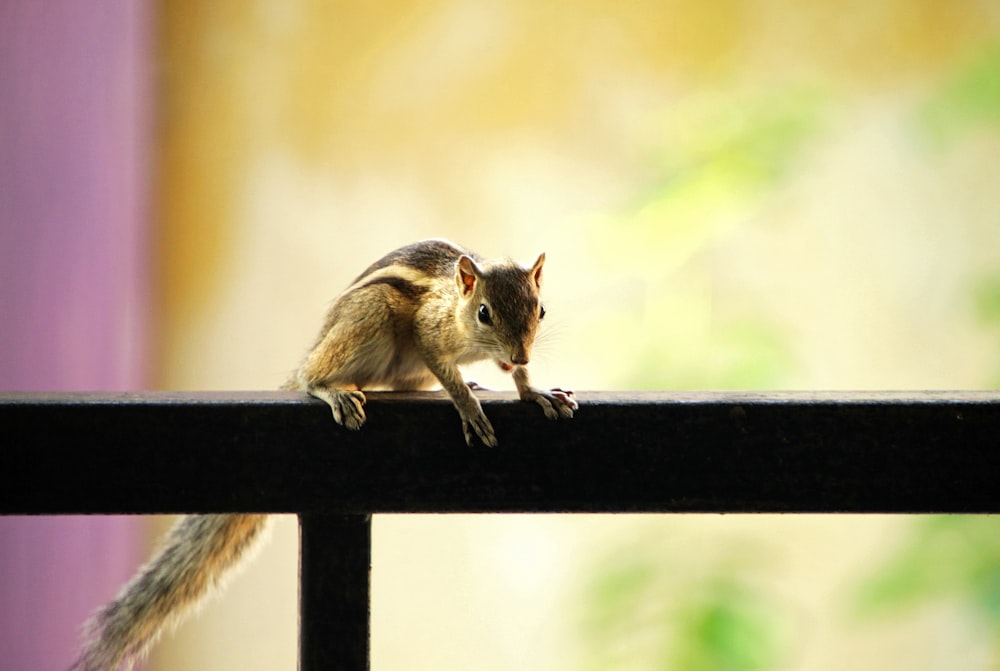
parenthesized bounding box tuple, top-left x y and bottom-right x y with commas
(971, 273, 1000, 387)
(972, 273, 1000, 327)
(576, 534, 789, 671)
(668, 577, 787, 671)
(600, 86, 828, 271)
(641, 87, 828, 211)
(587, 86, 825, 390)
(920, 42, 1000, 146)
(617, 315, 794, 391)
(855, 516, 1000, 639)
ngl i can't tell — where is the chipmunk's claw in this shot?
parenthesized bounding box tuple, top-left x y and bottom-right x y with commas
(523, 387, 577, 420)
(462, 408, 498, 447)
(312, 388, 367, 430)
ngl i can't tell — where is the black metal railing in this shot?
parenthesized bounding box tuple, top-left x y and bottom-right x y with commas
(4, 390, 1000, 670)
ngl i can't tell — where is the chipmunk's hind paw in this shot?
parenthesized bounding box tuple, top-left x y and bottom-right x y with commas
(466, 381, 492, 391)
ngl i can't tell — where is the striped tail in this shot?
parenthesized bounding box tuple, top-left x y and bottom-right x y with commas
(71, 513, 269, 671)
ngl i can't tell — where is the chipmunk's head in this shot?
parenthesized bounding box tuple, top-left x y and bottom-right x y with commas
(456, 252, 546, 370)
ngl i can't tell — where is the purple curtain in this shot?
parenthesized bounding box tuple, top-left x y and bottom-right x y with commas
(0, 3, 154, 670)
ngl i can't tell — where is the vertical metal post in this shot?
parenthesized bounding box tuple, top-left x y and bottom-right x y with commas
(298, 513, 372, 671)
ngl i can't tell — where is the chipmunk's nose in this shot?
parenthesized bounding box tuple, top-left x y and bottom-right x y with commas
(511, 348, 530, 366)
(510, 342, 531, 367)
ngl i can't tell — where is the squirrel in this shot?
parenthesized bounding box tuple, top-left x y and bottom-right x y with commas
(71, 239, 577, 670)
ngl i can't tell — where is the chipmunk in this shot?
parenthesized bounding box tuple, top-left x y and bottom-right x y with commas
(72, 239, 577, 670)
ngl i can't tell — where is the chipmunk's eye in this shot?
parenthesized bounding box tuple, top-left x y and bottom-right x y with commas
(539, 304, 546, 320)
(478, 303, 492, 325)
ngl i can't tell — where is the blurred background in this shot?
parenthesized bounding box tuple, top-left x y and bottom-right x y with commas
(3, 1, 1000, 670)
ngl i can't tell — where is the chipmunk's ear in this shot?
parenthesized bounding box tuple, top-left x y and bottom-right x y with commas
(530, 252, 545, 288)
(457, 255, 481, 296)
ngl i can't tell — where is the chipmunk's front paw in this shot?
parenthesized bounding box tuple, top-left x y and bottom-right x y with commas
(462, 408, 498, 448)
(525, 387, 578, 420)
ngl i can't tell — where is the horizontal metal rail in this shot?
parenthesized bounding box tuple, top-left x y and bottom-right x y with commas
(2, 390, 999, 515)
(4, 391, 999, 671)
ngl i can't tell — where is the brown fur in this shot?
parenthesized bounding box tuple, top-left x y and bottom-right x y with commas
(72, 240, 576, 670)
(72, 514, 268, 671)
(286, 238, 576, 446)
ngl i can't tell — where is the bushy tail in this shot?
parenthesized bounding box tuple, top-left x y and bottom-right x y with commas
(71, 513, 269, 671)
